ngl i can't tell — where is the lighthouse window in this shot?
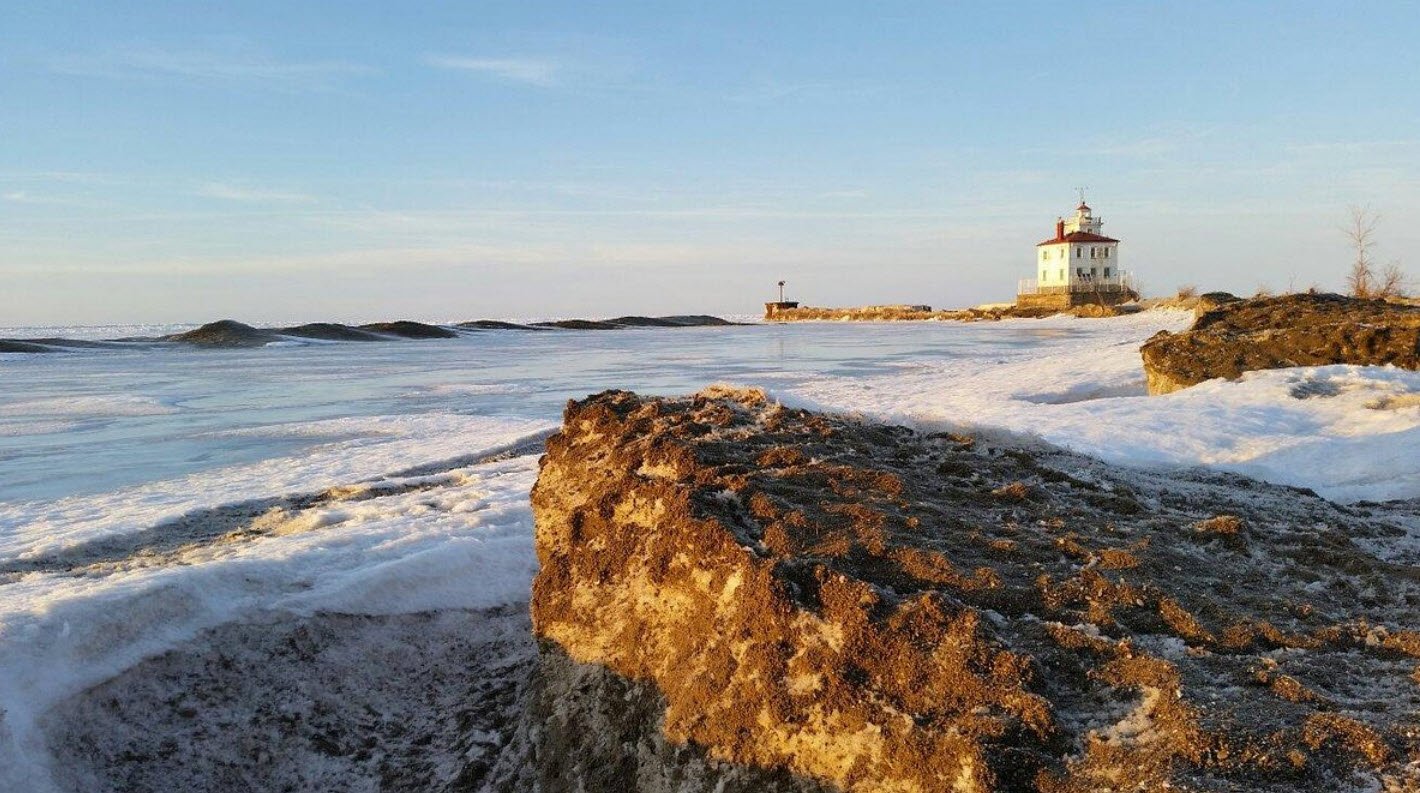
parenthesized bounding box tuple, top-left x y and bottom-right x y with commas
(1075, 248, 1081, 258)
(1104, 267, 1111, 277)
(1103, 248, 1110, 258)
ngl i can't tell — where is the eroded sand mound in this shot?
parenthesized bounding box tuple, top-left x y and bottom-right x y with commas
(166, 320, 279, 347)
(1140, 293, 1420, 394)
(358, 320, 460, 339)
(524, 387, 1420, 792)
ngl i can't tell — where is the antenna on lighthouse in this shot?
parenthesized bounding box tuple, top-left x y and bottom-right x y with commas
(1076, 186, 1088, 205)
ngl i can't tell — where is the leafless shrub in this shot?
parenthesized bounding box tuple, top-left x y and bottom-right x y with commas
(1176, 284, 1198, 299)
(1344, 206, 1380, 298)
(1377, 261, 1410, 299)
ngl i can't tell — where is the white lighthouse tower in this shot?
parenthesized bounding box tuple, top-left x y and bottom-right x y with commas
(1017, 196, 1136, 309)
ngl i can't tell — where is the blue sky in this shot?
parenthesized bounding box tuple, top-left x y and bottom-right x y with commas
(3, 1, 1419, 324)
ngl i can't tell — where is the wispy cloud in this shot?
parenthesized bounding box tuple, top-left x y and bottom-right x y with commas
(425, 55, 562, 86)
(0, 171, 114, 185)
(197, 182, 316, 204)
(48, 43, 372, 92)
(1, 190, 87, 206)
(1286, 139, 1420, 156)
(726, 79, 883, 105)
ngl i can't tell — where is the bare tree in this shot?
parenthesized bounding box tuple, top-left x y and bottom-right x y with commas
(1377, 261, 1409, 298)
(1344, 206, 1380, 298)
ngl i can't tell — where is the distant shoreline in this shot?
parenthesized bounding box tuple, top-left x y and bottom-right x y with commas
(763, 302, 1141, 322)
(0, 314, 745, 354)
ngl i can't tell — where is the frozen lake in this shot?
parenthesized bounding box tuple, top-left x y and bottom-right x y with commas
(0, 320, 1110, 503)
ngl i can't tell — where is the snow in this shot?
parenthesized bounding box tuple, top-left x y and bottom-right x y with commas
(0, 426, 544, 791)
(0, 396, 179, 418)
(772, 312, 1420, 502)
(0, 414, 554, 560)
(3, 309, 1420, 789)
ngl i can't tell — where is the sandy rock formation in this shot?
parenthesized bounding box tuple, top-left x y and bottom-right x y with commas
(524, 387, 1420, 792)
(166, 319, 281, 347)
(1140, 292, 1420, 394)
(358, 320, 460, 339)
(0, 339, 58, 352)
(766, 305, 1057, 322)
(279, 322, 386, 341)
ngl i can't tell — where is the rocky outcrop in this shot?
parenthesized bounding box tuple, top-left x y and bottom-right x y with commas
(765, 304, 1137, 322)
(458, 320, 547, 330)
(527, 316, 743, 330)
(279, 322, 386, 341)
(0, 339, 58, 353)
(607, 314, 738, 327)
(358, 320, 460, 339)
(166, 320, 280, 347)
(525, 387, 1420, 791)
(532, 319, 624, 330)
(1140, 293, 1420, 394)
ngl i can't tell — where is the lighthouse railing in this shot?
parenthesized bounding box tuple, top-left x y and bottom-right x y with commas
(1018, 271, 1135, 296)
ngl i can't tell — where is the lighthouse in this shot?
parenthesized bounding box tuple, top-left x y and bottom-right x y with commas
(1017, 198, 1137, 309)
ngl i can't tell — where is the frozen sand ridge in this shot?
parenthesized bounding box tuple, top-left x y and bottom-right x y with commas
(1141, 293, 1420, 395)
(517, 388, 1420, 791)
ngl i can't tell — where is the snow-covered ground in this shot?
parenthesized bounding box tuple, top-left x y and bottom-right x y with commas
(777, 312, 1420, 503)
(3, 311, 1420, 790)
(0, 423, 549, 791)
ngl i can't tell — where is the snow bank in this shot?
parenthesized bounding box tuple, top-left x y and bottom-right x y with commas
(776, 311, 1420, 503)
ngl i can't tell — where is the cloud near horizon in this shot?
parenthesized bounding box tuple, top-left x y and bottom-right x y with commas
(425, 55, 562, 86)
(47, 44, 372, 91)
(197, 182, 316, 204)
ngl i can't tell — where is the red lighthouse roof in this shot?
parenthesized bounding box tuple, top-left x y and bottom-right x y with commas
(1036, 230, 1118, 247)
